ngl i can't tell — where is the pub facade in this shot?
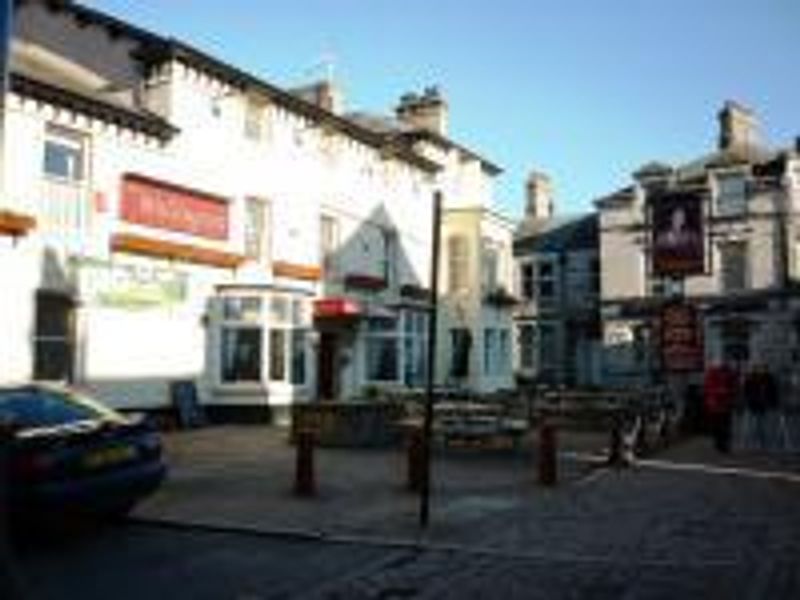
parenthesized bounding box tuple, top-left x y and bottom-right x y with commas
(1, 0, 439, 421)
(597, 101, 800, 404)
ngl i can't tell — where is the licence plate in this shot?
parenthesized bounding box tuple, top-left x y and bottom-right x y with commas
(83, 445, 137, 469)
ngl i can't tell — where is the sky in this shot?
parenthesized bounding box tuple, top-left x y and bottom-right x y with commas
(85, 0, 800, 217)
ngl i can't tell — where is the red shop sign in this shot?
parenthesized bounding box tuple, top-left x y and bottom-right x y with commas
(120, 174, 229, 240)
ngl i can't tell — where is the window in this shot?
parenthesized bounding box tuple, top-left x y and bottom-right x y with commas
(448, 235, 469, 292)
(244, 97, 267, 141)
(537, 260, 556, 302)
(0, 388, 113, 429)
(382, 229, 397, 286)
(481, 240, 500, 292)
(484, 328, 510, 376)
(219, 294, 307, 386)
(270, 296, 307, 385)
(538, 323, 557, 371)
(716, 173, 747, 217)
(720, 241, 748, 292)
(403, 311, 428, 387)
(320, 215, 339, 273)
(365, 318, 399, 382)
(220, 296, 263, 383)
(43, 126, 85, 182)
(520, 263, 535, 300)
(518, 324, 536, 369)
(721, 319, 750, 363)
(244, 197, 270, 262)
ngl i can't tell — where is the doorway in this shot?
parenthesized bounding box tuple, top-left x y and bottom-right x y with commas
(33, 291, 76, 382)
(317, 332, 339, 401)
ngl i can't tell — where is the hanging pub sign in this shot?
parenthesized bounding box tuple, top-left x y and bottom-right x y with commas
(660, 302, 703, 372)
(651, 191, 704, 277)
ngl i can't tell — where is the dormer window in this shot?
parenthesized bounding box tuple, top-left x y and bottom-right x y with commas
(716, 172, 747, 216)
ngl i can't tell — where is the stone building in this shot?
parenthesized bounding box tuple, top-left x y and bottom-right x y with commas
(514, 172, 601, 386)
(597, 101, 800, 399)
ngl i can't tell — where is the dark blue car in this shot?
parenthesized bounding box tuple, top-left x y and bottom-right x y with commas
(0, 384, 166, 519)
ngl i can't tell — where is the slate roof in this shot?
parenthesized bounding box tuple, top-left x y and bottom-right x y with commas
(514, 213, 598, 255)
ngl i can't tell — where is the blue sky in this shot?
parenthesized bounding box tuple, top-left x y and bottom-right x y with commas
(86, 0, 800, 216)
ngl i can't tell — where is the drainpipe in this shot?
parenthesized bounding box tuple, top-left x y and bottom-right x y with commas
(0, 0, 13, 203)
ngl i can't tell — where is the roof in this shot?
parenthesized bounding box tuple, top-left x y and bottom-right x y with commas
(9, 40, 177, 140)
(14, 0, 440, 173)
(594, 142, 784, 210)
(9, 71, 177, 140)
(514, 213, 598, 255)
(347, 111, 503, 176)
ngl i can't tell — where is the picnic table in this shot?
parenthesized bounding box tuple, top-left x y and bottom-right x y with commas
(398, 401, 529, 451)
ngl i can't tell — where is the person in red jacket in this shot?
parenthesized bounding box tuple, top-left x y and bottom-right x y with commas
(704, 361, 737, 453)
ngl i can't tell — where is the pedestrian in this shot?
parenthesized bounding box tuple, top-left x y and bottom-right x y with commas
(703, 360, 736, 453)
(743, 364, 778, 450)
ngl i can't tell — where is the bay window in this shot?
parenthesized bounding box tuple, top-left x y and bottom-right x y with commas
(220, 297, 263, 383)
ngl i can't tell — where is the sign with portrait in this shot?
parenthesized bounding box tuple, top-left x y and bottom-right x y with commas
(651, 192, 704, 277)
(660, 302, 703, 372)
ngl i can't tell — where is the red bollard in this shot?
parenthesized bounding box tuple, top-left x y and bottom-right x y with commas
(407, 426, 425, 493)
(538, 420, 557, 486)
(294, 428, 316, 496)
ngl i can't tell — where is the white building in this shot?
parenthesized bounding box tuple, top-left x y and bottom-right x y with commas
(1, 0, 439, 422)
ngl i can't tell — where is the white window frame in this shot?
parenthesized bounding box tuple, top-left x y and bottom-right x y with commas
(244, 197, 271, 263)
(320, 214, 340, 275)
(268, 295, 309, 387)
(719, 240, 749, 292)
(219, 296, 264, 385)
(43, 125, 87, 184)
(715, 172, 748, 217)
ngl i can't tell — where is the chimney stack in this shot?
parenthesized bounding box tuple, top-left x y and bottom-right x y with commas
(292, 80, 343, 114)
(395, 86, 448, 136)
(525, 171, 554, 221)
(718, 101, 760, 151)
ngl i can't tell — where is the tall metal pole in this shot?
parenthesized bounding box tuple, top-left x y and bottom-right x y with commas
(420, 191, 441, 528)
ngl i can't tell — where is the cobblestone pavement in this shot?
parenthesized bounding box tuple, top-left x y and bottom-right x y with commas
(16, 518, 799, 599)
(20, 425, 793, 598)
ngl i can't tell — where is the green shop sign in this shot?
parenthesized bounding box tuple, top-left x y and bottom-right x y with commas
(70, 256, 188, 310)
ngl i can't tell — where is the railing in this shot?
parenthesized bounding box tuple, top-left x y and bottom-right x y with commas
(36, 179, 92, 237)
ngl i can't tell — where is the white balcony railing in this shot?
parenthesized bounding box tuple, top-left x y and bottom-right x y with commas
(37, 179, 92, 238)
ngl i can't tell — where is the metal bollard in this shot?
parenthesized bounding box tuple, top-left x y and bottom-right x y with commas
(407, 426, 425, 493)
(538, 420, 557, 486)
(294, 428, 316, 497)
(608, 417, 623, 466)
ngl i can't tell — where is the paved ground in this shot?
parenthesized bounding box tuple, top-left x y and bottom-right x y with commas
(12, 426, 800, 598)
(134, 426, 602, 540)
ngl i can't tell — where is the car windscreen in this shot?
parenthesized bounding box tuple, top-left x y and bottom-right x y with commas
(0, 388, 120, 429)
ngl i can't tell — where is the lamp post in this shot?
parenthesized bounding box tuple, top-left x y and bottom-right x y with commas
(419, 191, 441, 528)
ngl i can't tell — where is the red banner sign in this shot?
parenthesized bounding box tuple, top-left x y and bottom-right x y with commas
(660, 302, 703, 372)
(120, 174, 229, 240)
